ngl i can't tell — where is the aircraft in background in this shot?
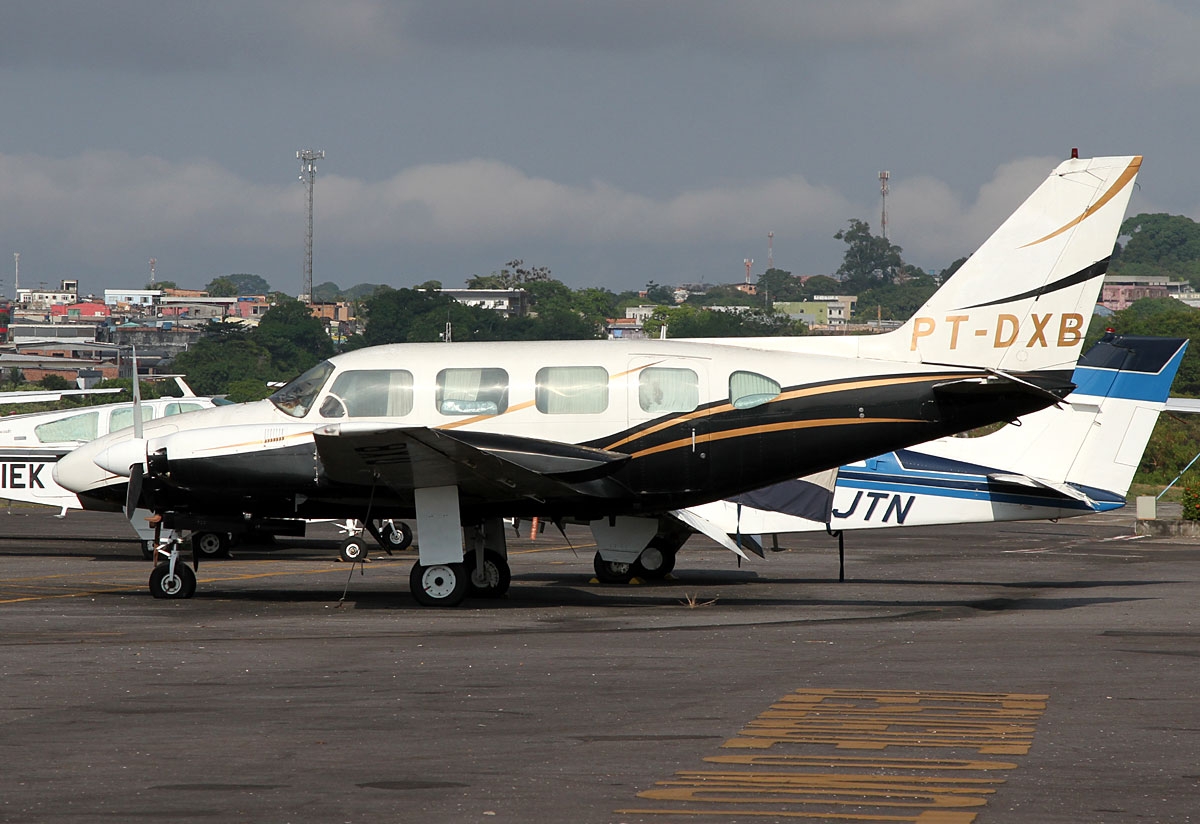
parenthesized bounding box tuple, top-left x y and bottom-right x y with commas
(681, 333, 1188, 569)
(54, 154, 1143, 607)
(0, 383, 221, 552)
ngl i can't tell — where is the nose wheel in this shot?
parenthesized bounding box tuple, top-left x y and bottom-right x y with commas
(149, 562, 196, 599)
(339, 536, 370, 563)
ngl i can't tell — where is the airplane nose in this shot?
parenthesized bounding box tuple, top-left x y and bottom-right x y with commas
(53, 443, 115, 495)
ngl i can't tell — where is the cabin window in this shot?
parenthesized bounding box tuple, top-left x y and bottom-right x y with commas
(536, 366, 609, 414)
(270, 360, 335, 418)
(109, 406, 155, 433)
(34, 411, 99, 444)
(729, 371, 781, 409)
(321, 370, 415, 418)
(638, 367, 699, 413)
(164, 402, 205, 416)
(437, 368, 509, 416)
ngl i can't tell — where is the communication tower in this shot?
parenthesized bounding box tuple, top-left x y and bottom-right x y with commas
(879, 170, 890, 240)
(297, 149, 325, 304)
(767, 232, 774, 270)
(744, 258, 754, 285)
(149, 257, 157, 286)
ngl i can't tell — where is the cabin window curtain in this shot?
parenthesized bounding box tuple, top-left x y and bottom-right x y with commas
(639, 367, 699, 413)
(438, 368, 509, 416)
(109, 406, 155, 433)
(328, 370, 414, 417)
(729, 371, 781, 409)
(34, 411, 99, 444)
(536, 366, 609, 414)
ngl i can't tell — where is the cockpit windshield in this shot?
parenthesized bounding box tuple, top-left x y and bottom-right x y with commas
(269, 360, 335, 418)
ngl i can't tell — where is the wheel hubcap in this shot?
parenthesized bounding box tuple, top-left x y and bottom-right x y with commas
(420, 565, 458, 599)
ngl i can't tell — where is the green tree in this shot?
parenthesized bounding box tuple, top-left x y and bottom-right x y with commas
(466, 259, 551, 289)
(38, 374, 73, 390)
(645, 305, 805, 338)
(1118, 214, 1200, 267)
(171, 336, 274, 396)
(834, 219, 904, 288)
(643, 281, 675, 304)
(756, 268, 804, 304)
(311, 281, 343, 302)
(225, 273, 272, 295)
(255, 300, 336, 375)
(855, 274, 939, 321)
(146, 280, 178, 291)
(205, 276, 238, 297)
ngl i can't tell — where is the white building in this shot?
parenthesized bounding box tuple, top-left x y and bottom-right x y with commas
(17, 279, 79, 308)
(104, 289, 162, 308)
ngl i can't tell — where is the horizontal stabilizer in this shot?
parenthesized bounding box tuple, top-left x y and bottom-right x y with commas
(986, 473, 1095, 506)
(933, 371, 1074, 406)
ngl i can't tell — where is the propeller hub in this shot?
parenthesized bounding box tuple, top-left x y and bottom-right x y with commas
(94, 438, 149, 478)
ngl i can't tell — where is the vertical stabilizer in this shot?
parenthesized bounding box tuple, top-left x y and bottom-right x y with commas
(882, 155, 1141, 373)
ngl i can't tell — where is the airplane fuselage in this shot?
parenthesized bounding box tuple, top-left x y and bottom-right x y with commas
(59, 338, 1072, 525)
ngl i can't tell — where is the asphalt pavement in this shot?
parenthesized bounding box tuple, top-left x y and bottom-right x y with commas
(0, 506, 1196, 823)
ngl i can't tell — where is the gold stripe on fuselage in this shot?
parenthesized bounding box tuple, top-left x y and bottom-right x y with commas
(603, 372, 974, 452)
(628, 416, 922, 460)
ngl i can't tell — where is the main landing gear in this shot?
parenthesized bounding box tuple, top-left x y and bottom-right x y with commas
(592, 532, 685, 584)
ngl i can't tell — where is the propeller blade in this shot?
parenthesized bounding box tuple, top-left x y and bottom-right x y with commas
(125, 463, 144, 520)
(131, 345, 144, 440)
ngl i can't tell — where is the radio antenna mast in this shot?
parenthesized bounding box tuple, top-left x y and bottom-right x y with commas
(297, 149, 325, 304)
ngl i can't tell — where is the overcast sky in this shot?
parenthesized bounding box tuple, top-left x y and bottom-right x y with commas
(0, 1, 1196, 296)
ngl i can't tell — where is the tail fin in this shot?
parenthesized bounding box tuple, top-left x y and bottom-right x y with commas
(876, 155, 1142, 373)
(923, 334, 1186, 497)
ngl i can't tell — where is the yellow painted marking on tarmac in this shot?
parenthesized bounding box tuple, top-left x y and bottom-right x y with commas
(509, 542, 598, 556)
(0, 562, 382, 605)
(617, 688, 1048, 822)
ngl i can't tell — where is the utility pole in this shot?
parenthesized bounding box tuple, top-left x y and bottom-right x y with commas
(297, 149, 325, 304)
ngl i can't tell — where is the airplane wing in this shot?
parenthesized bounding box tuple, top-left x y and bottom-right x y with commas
(0, 388, 123, 405)
(312, 422, 631, 506)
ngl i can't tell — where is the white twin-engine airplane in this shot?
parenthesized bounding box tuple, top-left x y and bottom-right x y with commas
(54, 153, 1143, 607)
(685, 332, 1187, 558)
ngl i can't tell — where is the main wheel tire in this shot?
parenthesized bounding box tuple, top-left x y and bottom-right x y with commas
(149, 563, 197, 599)
(339, 536, 369, 563)
(193, 531, 231, 559)
(141, 541, 155, 561)
(634, 540, 677, 579)
(409, 562, 469, 607)
(380, 521, 413, 551)
(593, 551, 635, 584)
(464, 548, 511, 598)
